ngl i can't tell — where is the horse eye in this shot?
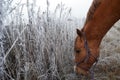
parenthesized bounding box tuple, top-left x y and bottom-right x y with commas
(75, 50, 81, 53)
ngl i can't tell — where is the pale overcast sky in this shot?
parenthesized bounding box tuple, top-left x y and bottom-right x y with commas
(20, 0, 93, 18)
(37, 0, 93, 18)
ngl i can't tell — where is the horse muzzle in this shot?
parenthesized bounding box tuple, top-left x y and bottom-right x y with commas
(74, 65, 89, 75)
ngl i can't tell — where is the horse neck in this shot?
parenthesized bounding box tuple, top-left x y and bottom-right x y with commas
(83, 0, 120, 48)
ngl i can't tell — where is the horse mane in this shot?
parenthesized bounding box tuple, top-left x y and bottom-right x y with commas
(84, 0, 102, 26)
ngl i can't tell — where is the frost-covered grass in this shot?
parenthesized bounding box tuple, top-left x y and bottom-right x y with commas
(2, 1, 83, 80)
(1, 0, 120, 80)
(3, 17, 76, 80)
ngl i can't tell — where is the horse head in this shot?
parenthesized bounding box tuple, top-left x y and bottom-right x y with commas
(73, 0, 120, 76)
(74, 29, 99, 75)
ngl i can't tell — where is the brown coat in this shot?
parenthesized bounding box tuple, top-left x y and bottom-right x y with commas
(74, 0, 120, 75)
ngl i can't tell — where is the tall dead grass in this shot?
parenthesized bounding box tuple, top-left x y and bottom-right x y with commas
(2, 0, 83, 80)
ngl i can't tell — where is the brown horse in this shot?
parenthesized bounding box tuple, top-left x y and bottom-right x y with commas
(74, 0, 120, 75)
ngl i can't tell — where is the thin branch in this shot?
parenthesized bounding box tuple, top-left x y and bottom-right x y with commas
(3, 25, 27, 63)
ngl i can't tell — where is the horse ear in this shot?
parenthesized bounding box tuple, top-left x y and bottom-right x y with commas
(76, 29, 82, 37)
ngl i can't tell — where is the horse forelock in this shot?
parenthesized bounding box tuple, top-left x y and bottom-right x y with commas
(84, 0, 102, 26)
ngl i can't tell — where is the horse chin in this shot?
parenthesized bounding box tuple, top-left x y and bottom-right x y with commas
(74, 65, 89, 76)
